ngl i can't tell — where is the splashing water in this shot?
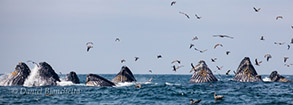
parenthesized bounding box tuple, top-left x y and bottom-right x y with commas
(23, 65, 47, 87)
(262, 77, 272, 82)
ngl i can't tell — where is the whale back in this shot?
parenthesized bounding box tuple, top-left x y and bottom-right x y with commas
(86, 74, 115, 87)
(233, 57, 262, 82)
(112, 66, 136, 83)
(0, 62, 31, 86)
(65, 71, 80, 84)
(190, 60, 218, 83)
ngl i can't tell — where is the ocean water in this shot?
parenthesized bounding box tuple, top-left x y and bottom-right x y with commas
(0, 74, 293, 105)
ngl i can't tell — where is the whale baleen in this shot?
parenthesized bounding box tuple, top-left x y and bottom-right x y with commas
(233, 57, 263, 82)
(189, 60, 218, 83)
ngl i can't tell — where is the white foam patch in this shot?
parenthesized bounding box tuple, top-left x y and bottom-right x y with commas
(262, 77, 272, 82)
(23, 65, 47, 87)
(0, 74, 9, 86)
(165, 82, 181, 86)
(115, 82, 135, 87)
(57, 80, 74, 86)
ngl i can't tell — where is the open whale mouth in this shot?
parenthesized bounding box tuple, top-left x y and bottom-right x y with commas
(233, 57, 263, 82)
(112, 66, 136, 83)
(189, 60, 218, 83)
(23, 62, 60, 87)
(0, 62, 31, 86)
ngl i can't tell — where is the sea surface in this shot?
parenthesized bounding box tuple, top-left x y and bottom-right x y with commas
(0, 74, 293, 105)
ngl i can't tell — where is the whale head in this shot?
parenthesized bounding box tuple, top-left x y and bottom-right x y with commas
(112, 66, 136, 83)
(189, 60, 218, 83)
(233, 57, 263, 82)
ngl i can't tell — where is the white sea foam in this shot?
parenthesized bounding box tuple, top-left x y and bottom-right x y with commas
(115, 82, 135, 87)
(57, 80, 74, 86)
(262, 77, 272, 82)
(165, 82, 180, 86)
(23, 65, 47, 87)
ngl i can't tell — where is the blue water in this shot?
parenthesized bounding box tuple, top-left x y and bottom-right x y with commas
(1, 74, 293, 105)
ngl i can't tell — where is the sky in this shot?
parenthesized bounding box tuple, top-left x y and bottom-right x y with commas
(0, 0, 293, 75)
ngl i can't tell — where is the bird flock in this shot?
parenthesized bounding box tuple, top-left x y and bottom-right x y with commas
(84, 1, 293, 76)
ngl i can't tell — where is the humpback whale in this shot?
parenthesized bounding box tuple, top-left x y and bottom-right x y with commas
(233, 57, 263, 82)
(0, 62, 31, 86)
(65, 71, 80, 84)
(269, 71, 291, 82)
(112, 66, 136, 83)
(23, 62, 60, 86)
(86, 74, 115, 87)
(189, 60, 218, 83)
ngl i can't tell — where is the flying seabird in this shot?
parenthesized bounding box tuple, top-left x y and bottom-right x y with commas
(255, 59, 262, 66)
(173, 65, 184, 72)
(190, 99, 201, 104)
(189, 44, 194, 49)
(211, 58, 217, 62)
(86, 42, 93, 45)
(171, 1, 176, 6)
(214, 44, 223, 49)
(192, 36, 198, 40)
(274, 42, 285, 45)
(288, 45, 290, 50)
(216, 66, 223, 70)
(284, 57, 289, 63)
(195, 14, 201, 19)
(276, 16, 283, 20)
(87, 46, 93, 52)
(179, 12, 190, 19)
(86, 42, 94, 52)
(226, 51, 231, 55)
(149, 70, 152, 73)
(264, 54, 272, 61)
(195, 48, 207, 53)
(260, 36, 264, 40)
(213, 35, 234, 39)
(135, 56, 139, 61)
(253, 7, 261, 12)
(115, 37, 120, 42)
(226, 70, 231, 75)
(121, 59, 126, 63)
(157, 55, 162, 59)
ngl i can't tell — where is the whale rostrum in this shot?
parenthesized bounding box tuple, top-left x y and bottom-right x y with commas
(65, 71, 80, 84)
